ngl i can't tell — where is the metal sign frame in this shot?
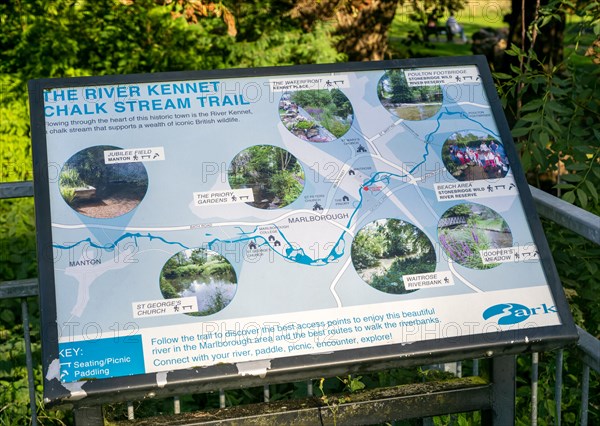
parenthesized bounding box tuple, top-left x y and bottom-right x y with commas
(29, 56, 577, 406)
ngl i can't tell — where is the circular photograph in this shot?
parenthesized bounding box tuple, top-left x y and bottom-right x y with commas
(159, 248, 237, 316)
(442, 131, 509, 181)
(351, 218, 436, 294)
(377, 69, 443, 120)
(438, 203, 512, 269)
(59, 145, 148, 218)
(279, 89, 354, 142)
(228, 145, 305, 209)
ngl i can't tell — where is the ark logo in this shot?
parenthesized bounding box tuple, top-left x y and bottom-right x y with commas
(483, 303, 557, 325)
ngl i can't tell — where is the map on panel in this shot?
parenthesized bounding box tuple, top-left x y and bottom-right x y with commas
(42, 65, 560, 383)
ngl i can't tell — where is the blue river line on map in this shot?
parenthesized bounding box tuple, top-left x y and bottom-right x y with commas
(53, 107, 500, 267)
(52, 233, 190, 251)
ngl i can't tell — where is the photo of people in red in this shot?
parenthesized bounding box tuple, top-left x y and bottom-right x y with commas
(442, 131, 509, 181)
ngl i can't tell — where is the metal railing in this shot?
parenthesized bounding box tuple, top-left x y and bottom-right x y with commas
(1, 180, 598, 425)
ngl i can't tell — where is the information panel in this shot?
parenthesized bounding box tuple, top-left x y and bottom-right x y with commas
(30, 57, 576, 404)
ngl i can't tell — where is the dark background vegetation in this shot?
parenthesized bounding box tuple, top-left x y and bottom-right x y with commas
(1, 0, 598, 424)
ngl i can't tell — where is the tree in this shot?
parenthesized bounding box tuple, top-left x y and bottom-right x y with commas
(290, 0, 398, 61)
(505, 0, 566, 71)
(289, 0, 467, 60)
(351, 228, 385, 269)
(225, 0, 342, 66)
(403, 0, 466, 25)
(331, 89, 353, 118)
(153, 0, 237, 35)
(387, 70, 411, 103)
(495, 0, 600, 214)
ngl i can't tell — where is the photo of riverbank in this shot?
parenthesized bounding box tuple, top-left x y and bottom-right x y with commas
(160, 248, 237, 316)
(438, 203, 512, 269)
(378, 69, 443, 120)
(352, 218, 436, 294)
(59, 145, 148, 218)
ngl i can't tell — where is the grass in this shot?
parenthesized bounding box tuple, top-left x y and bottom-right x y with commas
(475, 218, 507, 231)
(388, 1, 511, 58)
(393, 104, 441, 120)
(388, 0, 598, 69)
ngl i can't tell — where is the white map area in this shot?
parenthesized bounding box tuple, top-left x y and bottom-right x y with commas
(45, 66, 548, 334)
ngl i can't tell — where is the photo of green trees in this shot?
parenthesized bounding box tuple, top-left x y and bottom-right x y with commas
(279, 89, 354, 142)
(58, 145, 148, 218)
(160, 248, 237, 316)
(351, 218, 436, 294)
(228, 145, 305, 209)
(378, 69, 443, 120)
(438, 203, 512, 269)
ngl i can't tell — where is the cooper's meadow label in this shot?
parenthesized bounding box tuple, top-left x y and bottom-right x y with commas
(480, 246, 539, 265)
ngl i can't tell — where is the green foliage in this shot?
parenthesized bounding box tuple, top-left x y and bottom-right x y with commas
(369, 252, 436, 294)
(352, 219, 436, 294)
(432, 412, 481, 426)
(495, 1, 600, 214)
(493, 2, 600, 422)
(494, 0, 600, 332)
(351, 230, 385, 269)
(202, 260, 236, 282)
(0, 299, 71, 425)
(543, 219, 600, 335)
(159, 279, 179, 299)
(339, 375, 366, 393)
(58, 166, 84, 189)
(294, 120, 315, 130)
(270, 171, 303, 205)
(288, 89, 352, 137)
(0, 72, 38, 426)
(58, 166, 84, 203)
(231, 21, 344, 67)
(383, 70, 441, 104)
(226, 1, 344, 66)
(320, 110, 351, 138)
(403, 0, 467, 25)
(159, 249, 236, 317)
(160, 249, 235, 291)
(59, 187, 75, 204)
(229, 145, 304, 208)
(514, 350, 599, 425)
(2, 1, 230, 78)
